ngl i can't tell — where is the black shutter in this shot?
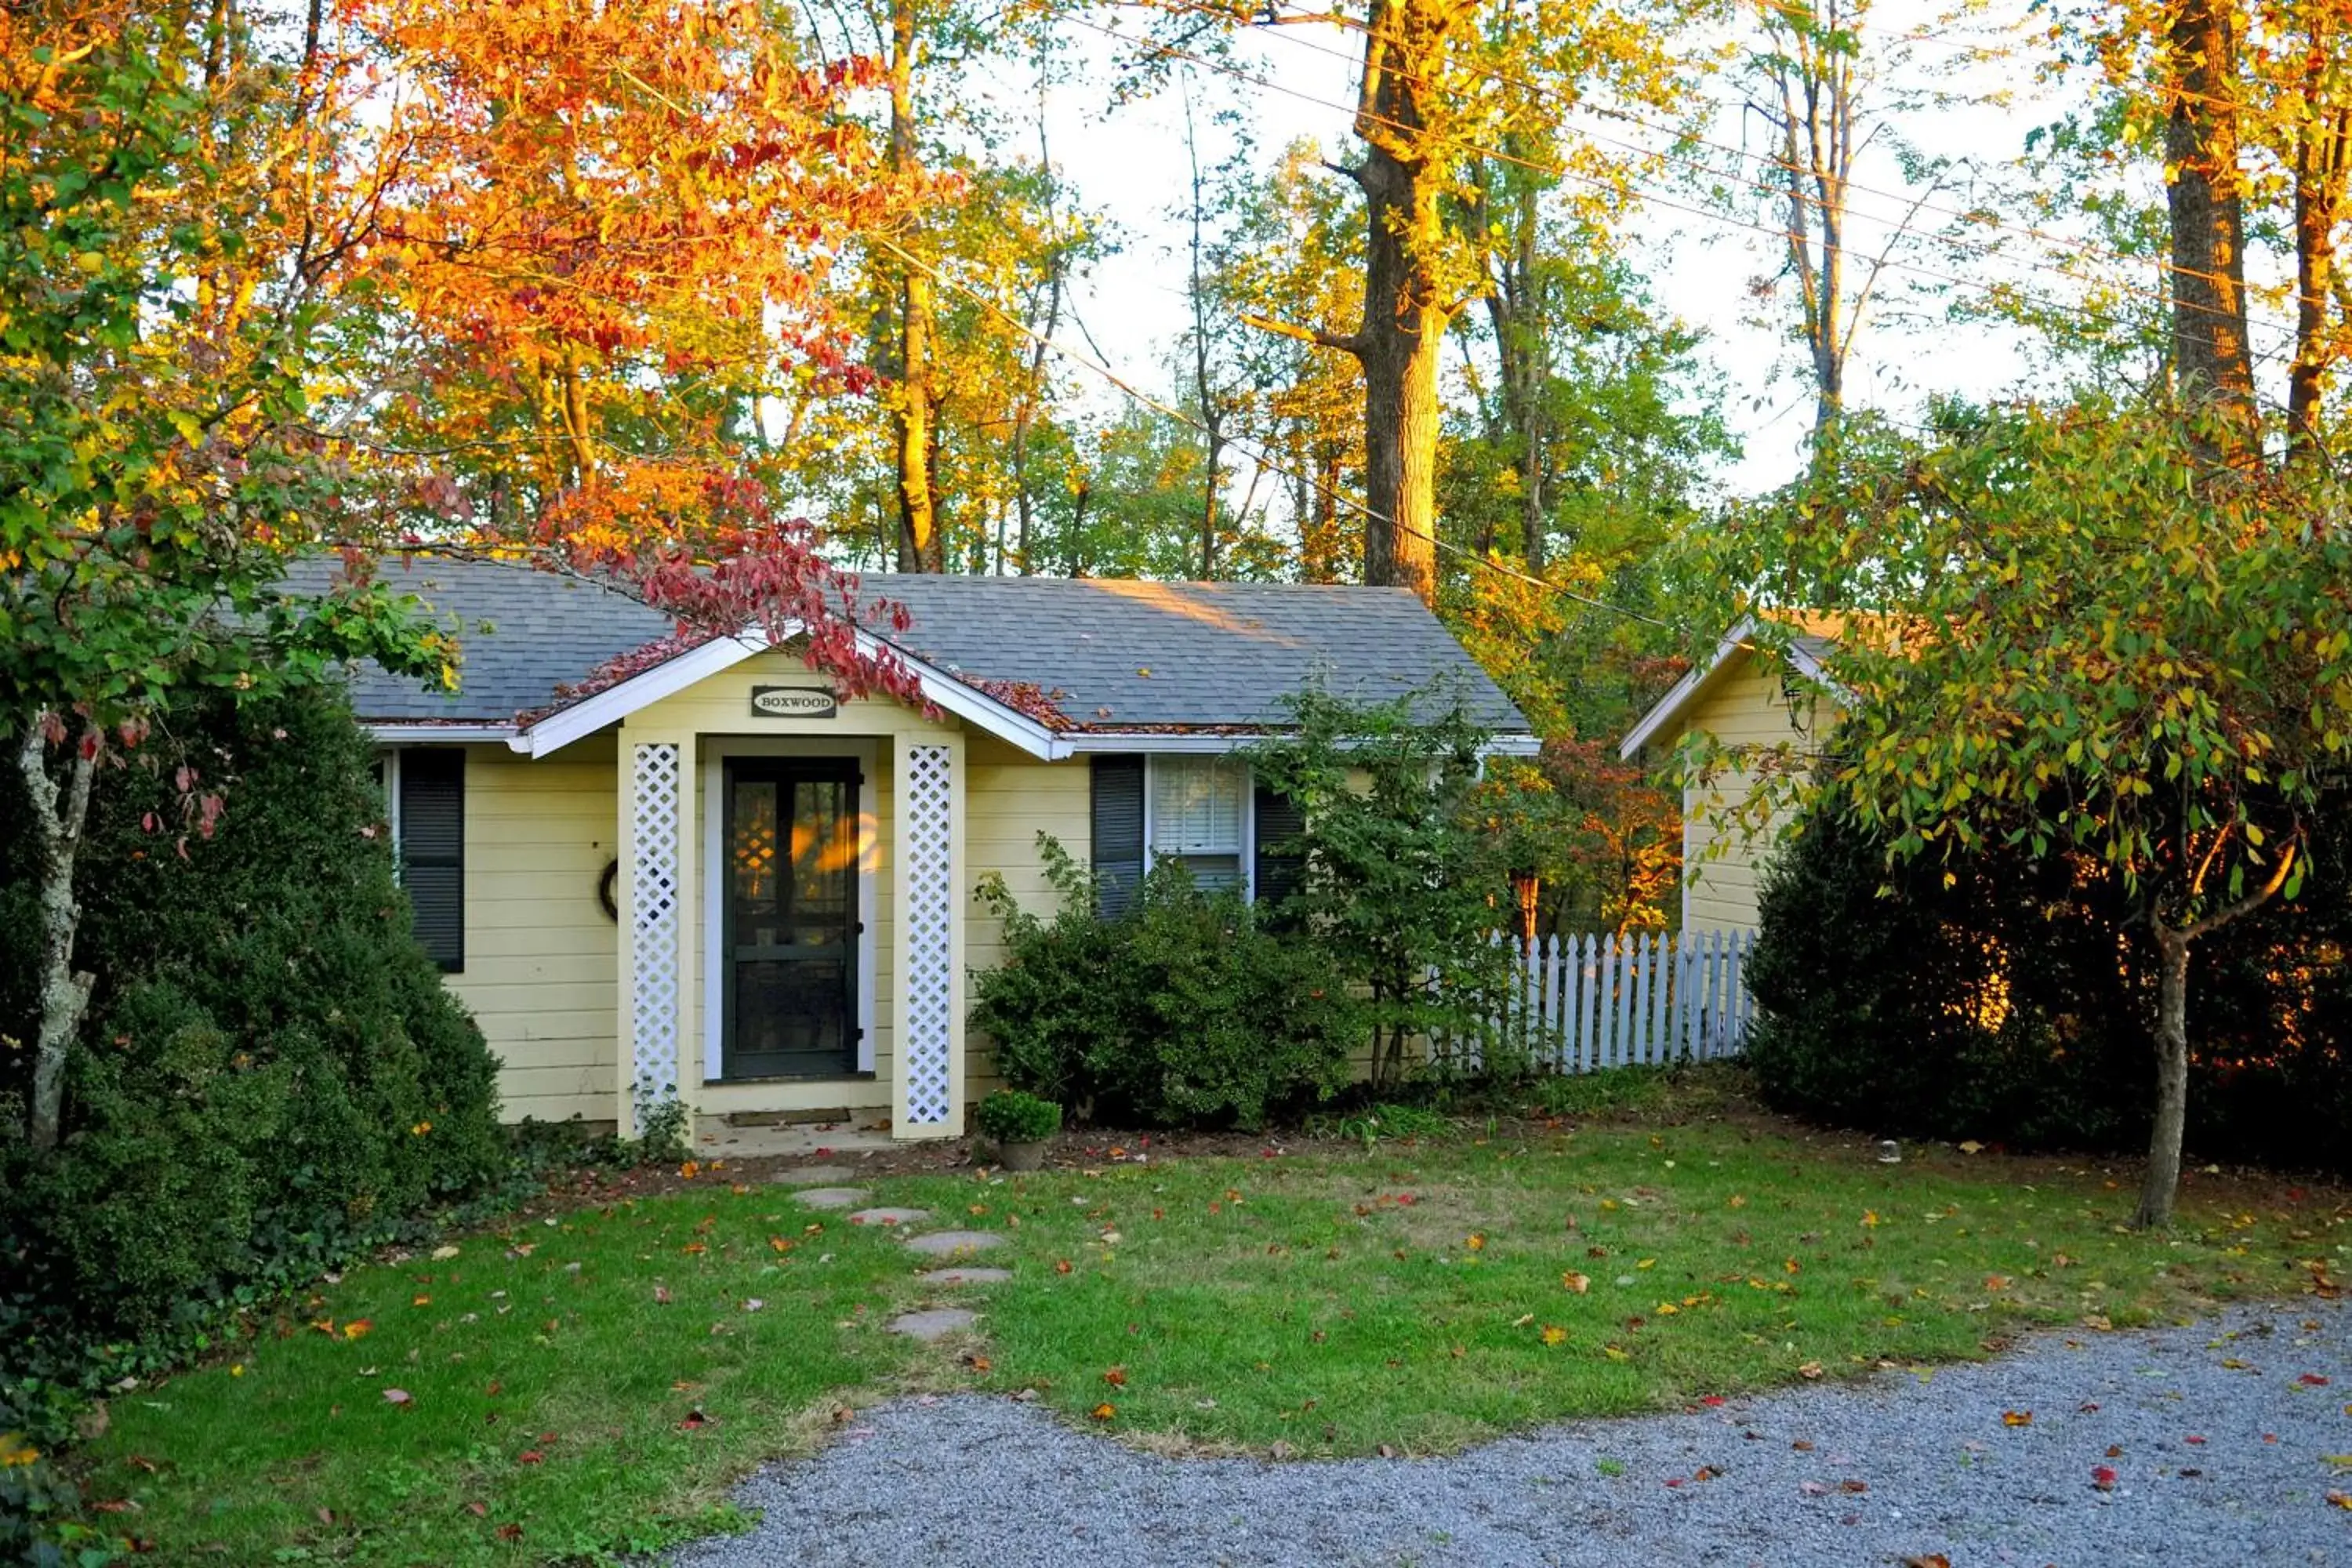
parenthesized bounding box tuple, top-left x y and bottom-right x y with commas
(1252, 779, 1306, 923)
(400, 749, 466, 972)
(1090, 754, 1145, 919)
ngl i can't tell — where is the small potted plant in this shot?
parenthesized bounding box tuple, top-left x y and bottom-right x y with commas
(974, 1089, 1062, 1172)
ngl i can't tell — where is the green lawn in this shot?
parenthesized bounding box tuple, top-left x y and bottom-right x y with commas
(76, 1094, 2350, 1563)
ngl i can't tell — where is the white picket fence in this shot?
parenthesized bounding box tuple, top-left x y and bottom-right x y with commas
(1445, 928, 1755, 1073)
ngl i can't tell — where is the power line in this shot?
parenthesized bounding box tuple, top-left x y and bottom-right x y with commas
(1077, 12, 2305, 361)
(1241, 3, 2303, 347)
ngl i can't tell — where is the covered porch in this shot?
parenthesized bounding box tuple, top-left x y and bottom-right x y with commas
(568, 648, 974, 1142)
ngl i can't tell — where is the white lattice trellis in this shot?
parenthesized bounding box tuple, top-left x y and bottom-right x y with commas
(630, 742, 683, 1120)
(900, 743, 956, 1126)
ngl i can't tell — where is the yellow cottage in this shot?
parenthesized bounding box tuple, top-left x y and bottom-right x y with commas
(1617, 614, 1848, 935)
(342, 559, 1536, 1141)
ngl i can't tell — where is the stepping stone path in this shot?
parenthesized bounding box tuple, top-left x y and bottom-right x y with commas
(769, 1165, 859, 1186)
(793, 1188, 870, 1209)
(847, 1207, 931, 1227)
(902, 1229, 1007, 1257)
(916, 1267, 1011, 1287)
(884, 1308, 977, 1341)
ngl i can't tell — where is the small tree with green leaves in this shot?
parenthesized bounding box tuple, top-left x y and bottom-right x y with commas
(1247, 688, 1515, 1091)
(1715, 404, 2352, 1227)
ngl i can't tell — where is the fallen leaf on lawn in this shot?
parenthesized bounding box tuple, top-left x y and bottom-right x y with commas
(1693, 1465, 1722, 1482)
(1055, 1260, 1074, 1275)
(1791, 1439, 1814, 1451)
(1957, 1141, 1984, 1156)
(1091, 1403, 1116, 1421)
(2301, 1373, 2332, 1386)
(678, 1410, 710, 1431)
(2106, 1444, 2124, 1458)
(653, 1286, 673, 1305)
(1602, 1345, 1631, 1362)
(517, 1449, 546, 1465)
(1728, 1194, 1748, 1209)
(430, 1245, 460, 1261)
(1541, 1326, 1567, 1346)
(382, 1388, 413, 1406)
(2002, 1410, 2033, 1427)
(2328, 1492, 2352, 1511)
(464, 1502, 487, 1518)
(1984, 1276, 2010, 1292)
(412, 1295, 431, 1307)
(1104, 1367, 1127, 1387)
(342, 1319, 372, 1341)
(1636, 1258, 1657, 1270)
(1798, 1362, 1824, 1380)
(1860, 1210, 1879, 1229)
(964, 1355, 992, 1374)
(1377, 1443, 1398, 1459)
(2092, 1465, 2118, 1490)
(1563, 1272, 1591, 1294)
(495, 1523, 524, 1542)
(1784, 1258, 1802, 1275)
(1701, 1396, 1726, 1407)
(1839, 1479, 1868, 1494)
(768, 1237, 790, 1254)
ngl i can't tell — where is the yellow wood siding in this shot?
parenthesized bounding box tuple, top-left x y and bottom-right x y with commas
(443, 735, 620, 1125)
(963, 735, 1094, 1099)
(1675, 657, 1840, 935)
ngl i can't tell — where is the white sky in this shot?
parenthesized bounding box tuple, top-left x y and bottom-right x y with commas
(1023, 4, 2091, 499)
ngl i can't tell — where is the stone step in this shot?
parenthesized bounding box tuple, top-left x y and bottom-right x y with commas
(917, 1266, 1012, 1286)
(903, 1229, 1006, 1257)
(847, 1207, 931, 1227)
(885, 1308, 977, 1341)
(793, 1188, 870, 1209)
(769, 1165, 860, 1186)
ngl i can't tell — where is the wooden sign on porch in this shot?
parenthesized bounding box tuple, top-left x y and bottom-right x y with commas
(750, 686, 838, 720)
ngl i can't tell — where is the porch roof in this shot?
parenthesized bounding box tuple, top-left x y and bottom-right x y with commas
(314, 557, 1536, 755)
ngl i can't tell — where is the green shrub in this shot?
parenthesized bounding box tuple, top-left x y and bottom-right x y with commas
(1744, 801, 2352, 1171)
(0, 686, 506, 1399)
(973, 1090, 1062, 1144)
(974, 842, 1367, 1131)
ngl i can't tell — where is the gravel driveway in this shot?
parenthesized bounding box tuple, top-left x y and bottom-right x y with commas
(666, 1304, 2349, 1567)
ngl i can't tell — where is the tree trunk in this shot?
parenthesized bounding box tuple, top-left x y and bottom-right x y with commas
(887, 0, 942, 574)
(1349, 0, 1449, 607)
(2134, 920, 2194, 1229)
(2164, 0, 2259, 458)
(19, 719, 99, 1151)
(2288, 37, 2349, 463)
(1484, 168, 1548, 574)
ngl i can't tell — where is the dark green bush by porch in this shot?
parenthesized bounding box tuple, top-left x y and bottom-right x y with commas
(975, 844, 1366, 1130)
(1743, 802, 2352, 1173)
(0, 688, 504, 1388)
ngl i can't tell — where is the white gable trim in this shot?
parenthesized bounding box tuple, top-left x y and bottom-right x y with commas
(1617, 618, 1840, 760)
(507, 623, 1062, 760)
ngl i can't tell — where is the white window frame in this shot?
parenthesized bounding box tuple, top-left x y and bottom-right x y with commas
(1143, 754, 1255, 902)
(376, 749, 404, 881)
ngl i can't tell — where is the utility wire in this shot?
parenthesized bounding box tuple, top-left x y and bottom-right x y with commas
(1073, 12, 2300, 364)
(1242, 2, 2305, 345)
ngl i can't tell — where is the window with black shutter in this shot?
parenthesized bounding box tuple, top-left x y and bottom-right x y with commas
(1251, 779, 1307, 925)
(398, 749, 466, 972)
(1089, 754, 1145, 918)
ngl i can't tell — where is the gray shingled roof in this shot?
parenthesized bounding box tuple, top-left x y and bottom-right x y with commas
(307, 557, 1530, 736)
